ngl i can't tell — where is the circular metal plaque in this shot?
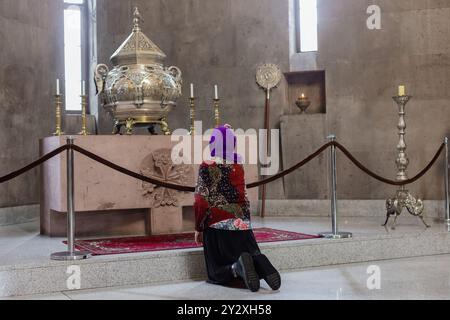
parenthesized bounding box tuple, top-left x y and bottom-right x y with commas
(256, 63, 282, 90)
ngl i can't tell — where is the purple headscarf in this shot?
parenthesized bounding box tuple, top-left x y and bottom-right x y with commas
(209, 124, 242, 163)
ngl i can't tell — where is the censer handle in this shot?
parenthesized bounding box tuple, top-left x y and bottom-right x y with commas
(94, 64, 109, 95)
(167, 66, 182, 83)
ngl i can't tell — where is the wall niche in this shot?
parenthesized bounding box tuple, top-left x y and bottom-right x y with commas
(285, 70, 326, 114)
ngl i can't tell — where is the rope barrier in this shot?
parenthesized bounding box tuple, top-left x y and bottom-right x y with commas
(246, 142, 333, 188)
(0, 145, 68, 183)
(0, 140, 445, 191)
(334, 141, 445, 186)
(72, 145, 196, 192)
(72, 143, 333, 191)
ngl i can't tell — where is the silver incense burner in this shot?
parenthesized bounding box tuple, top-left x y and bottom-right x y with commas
(94, 7, 182, 135)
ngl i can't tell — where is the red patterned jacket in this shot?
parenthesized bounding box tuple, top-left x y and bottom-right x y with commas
(194, 161, 252, 232)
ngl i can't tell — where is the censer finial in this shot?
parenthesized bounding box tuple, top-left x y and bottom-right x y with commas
(132, 7, 143, 32)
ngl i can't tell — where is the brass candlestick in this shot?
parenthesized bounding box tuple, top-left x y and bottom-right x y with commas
(213, 98, 220, 128)
(53, 94, 64, 136)
(383, 94, 429, 229)
(189, 97, 195, 135)
(78, 94, 90, 135)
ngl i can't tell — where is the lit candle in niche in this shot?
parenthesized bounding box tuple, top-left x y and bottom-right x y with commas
(301, 93, 305, 99)
(214, 85, 219, 100)
(82, 81, 86, 96)
(190, 83, 194, 98)
(398, 85, 406, 96)
(56, 79, 60, 95)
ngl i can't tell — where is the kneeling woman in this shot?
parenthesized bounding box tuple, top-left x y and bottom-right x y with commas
(194, 124, 281, 292)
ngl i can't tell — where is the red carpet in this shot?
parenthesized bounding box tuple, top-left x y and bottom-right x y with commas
(69, 228, 320, 256)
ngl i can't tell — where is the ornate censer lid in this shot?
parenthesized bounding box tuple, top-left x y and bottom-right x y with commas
(110, 7, 166, 66)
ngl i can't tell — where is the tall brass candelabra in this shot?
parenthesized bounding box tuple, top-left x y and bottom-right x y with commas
(53, 94, 64, 136)
(383, 94, 429, 229)
(79, 94, 90, 135)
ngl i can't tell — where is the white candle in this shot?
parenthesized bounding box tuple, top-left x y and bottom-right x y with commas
(82, 81, 86, 96)
(56, 79, 60, 95)
(190, 83, 194, 98)
(214, 85, 219, 100)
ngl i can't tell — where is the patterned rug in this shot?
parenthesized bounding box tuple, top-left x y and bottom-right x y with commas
(68, 228, 321, 256)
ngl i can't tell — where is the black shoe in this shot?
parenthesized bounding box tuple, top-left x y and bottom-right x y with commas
(253, 254, 281, 291)
(232, 252, 260, 292)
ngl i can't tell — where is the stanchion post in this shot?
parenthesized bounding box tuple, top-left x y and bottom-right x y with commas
(445, 137, 449, 230)
(50, 137, 91, 260)
(319, 135, 352, 239)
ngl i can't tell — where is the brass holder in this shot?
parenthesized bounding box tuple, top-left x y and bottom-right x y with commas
(189, 97, 195, 135)
(53, 94, 64, 136)
(78, 94, 90, 136)
(295, 97, 311, 113)
(383, 94, 429, 229)
(213, 98, 220, 128)
(112, 117, 170, 135)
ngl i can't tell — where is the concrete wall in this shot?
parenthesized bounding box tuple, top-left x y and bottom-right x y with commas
(0, 0, 64, 209)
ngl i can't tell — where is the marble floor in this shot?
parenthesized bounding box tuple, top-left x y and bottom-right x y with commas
(1, 215, 449, 299)
(3, 253, 450, 300)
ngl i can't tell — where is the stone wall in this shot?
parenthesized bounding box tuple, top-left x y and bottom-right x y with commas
(0, 0, 64, 209)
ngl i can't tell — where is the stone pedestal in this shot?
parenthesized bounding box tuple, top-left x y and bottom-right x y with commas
(39, 135, 258, 237)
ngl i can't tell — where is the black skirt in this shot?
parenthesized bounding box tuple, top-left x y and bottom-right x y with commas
(202, 227, 261, 285)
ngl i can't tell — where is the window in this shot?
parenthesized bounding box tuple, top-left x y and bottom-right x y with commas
(296, 0, 318, 52)
(63, 0, 86, 111)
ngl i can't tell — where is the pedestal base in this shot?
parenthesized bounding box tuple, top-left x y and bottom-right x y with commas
(384, 189, 429, 229)
(50, 251, 92, 261)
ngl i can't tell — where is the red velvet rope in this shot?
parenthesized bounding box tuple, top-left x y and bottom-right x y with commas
(0, 145, 68, 184)
(334, 141, 445, 186)
(72, 143, 333, 191)
(0, 141, 445, 192)
(71, 145, 196, 192)
(246, 142, 333, 188)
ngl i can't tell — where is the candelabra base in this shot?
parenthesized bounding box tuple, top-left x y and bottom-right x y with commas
(78, 130, 90, 136)
(384, 189, 429, 229)
(52, 130, 65, 136)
